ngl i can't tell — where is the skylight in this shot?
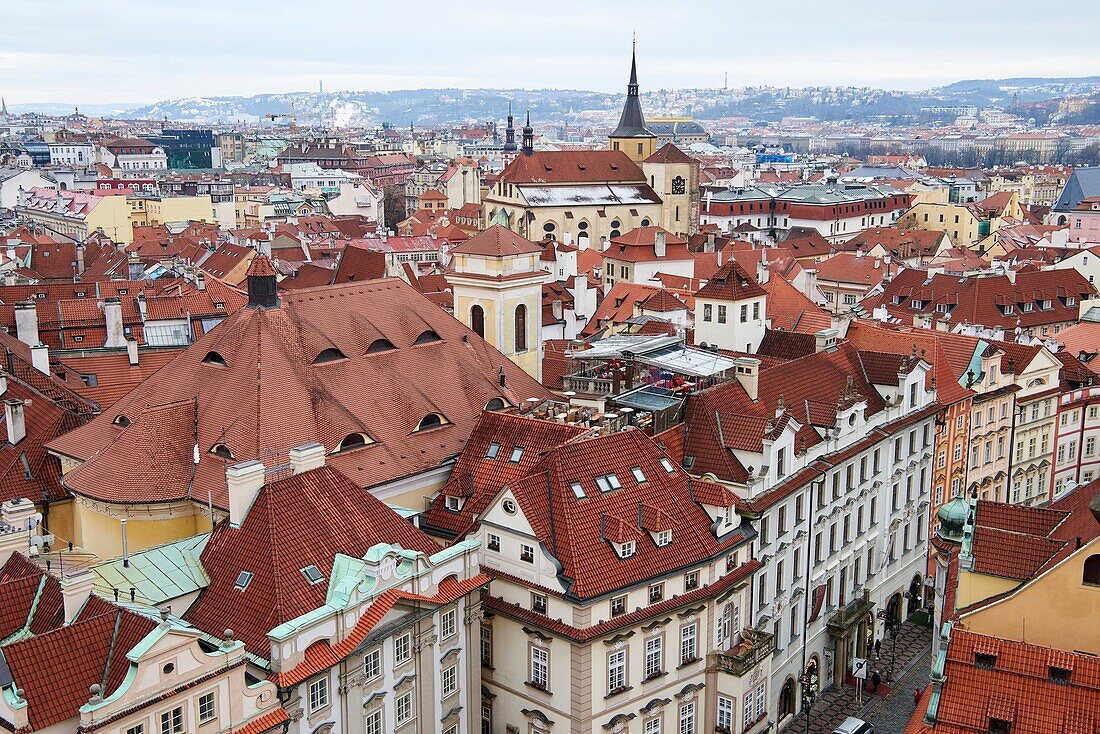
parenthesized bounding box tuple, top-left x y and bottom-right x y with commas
(595, 473, 623, 493)
(570, 482, 586, 498)
(301, 565, 324, 584)
(234, 570, 253, 591)
(509, 446, 524, 463)
(660, 458, 676, 474)
(486, 442, 501, 459)
(631, 467, 646, 483)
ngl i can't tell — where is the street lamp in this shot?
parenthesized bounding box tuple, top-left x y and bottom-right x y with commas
(800, 670, 819, 734)
(886, 617, 900, 683)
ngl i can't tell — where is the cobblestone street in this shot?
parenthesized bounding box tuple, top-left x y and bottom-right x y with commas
(781, 622, 933, 734)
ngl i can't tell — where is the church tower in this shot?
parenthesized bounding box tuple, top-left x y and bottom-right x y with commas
(608, 41, 656, 163)
(502, 103, 518, 164)
(446, 225, 548, 382)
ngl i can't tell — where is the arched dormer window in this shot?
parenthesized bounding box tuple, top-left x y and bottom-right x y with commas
(113, 414, 131, 427)
(202, 351, 227, 367)
(485, 397, 508, 411)
(366, 338, 396, 354)
(210, 443, 234, 460)
(334, 432, 372, 453)
(470, 305, 485, 338)
(312, 347, 347, 364)
(1084, 554, 1100, 586)
(414, 330, 442, 345)
(514, 304, 527, 352)
(415, 413, 447, 432)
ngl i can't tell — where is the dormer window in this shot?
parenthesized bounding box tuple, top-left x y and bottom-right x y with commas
(656, 530, 672, 547)
(234, 570, 253, 591)
(1022, 302, 1033, 313)
(1004, 305, 1015, 315)
(910, 300, 921, 309)
(1041, 299, 1052, 310)
(595, 473, 623, 493)
(485, 397, 508, 411)
(415, 413, 447, 432)
(211, 443, 234, 460)
(113, 414, 131, 427)
(1067, 297, 1077, 306)
(485, 442, 501, 459)
(445, 495, 462, 512)
(366, 338, 396, 354)
(989, 719, 1011, 734)
(1048, 666, 1071, 685)
(975, 653, 996, 670)
(618, 540, 636, 558)
(414, 330, 442, 344)
(202, 351, 227, 367)
(312, 347, 347, 364)
(334, 432, 372, 453)
(660, 458, 675, 474)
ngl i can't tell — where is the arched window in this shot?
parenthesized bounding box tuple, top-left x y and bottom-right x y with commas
(416, 414, 446, 432)
(366, 338, 396, 354)
(202, 351, 227, 367)
(312, 348, 347, 364)
(113, 414, 131, 427)
(334, 433, 372, 453)
(470, 305, 485, 338)
(1084, 554, 1100, 586)
(485, 397, 508, 411)
(413, 330, 442, 345)
(210, 443, 234, 460)
(514, 304, 527, 352)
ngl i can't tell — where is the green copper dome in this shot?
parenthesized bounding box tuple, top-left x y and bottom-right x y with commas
(936, 496, 970, 543)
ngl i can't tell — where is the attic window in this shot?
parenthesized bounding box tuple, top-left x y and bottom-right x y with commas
(413, 330, 442, 345)
(631, 467, 647, 483)
(313, 348, 347, 364)
(975, 653, 997, 670)
(1049, 666, 1071, 685)
(486, 442, 501, 459)
(509, 446, 524, 463)
(660, 458, 675, 474)
(335, 433, 372, 453)
(485, 397, 508, 411)
(366, 338, 396, 354)
(595, 473, 623, 493)
(113, 414, 131, 427)
(656, 530, 672, 547)
(415, 413, 446, 432)
(445, 495, 461, 512)
(570, 481, 586, 498)
(301, 565, 325, 584)
(211, 443, 234, 460)
(234, 570, 253, 591)
(989, 719, 1011, 734)
(202, 351, 227, 367)
(619, 540, 636, 558)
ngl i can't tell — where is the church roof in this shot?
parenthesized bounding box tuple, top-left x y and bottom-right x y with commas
(609, 46, 655, 140)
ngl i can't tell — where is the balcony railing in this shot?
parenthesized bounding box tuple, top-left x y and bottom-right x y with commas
(707, 628, 775, 677)
(827, 589, 875, 634)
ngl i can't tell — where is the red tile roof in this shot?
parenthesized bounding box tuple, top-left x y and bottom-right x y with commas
(759, 273, 833, 334)
(451, 225, 541, 257)
(500, 150, 646, 185)
(644, 143, 694, 164)
(60, 348, 181, 408)
(233, 707, 290, 734)
(332, 244, 386, 284)
(187, 465, 441, 658)
(47, 279, 551, 508)
(605, 227, 692, 263)
(695, 260, 767, 301)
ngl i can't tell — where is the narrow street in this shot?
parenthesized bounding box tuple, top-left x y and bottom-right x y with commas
(782, 622, 933, 734)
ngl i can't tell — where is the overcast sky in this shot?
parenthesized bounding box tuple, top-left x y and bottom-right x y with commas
(4, 0, 1099, 106)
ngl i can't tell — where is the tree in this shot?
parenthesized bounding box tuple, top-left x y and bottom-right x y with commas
(382, 185, 406, 230)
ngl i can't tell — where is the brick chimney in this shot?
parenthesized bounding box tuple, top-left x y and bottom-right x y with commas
(103, 297, 126, 348)
(4, 399, 26, 445)
(654, 230, 666, 258)
(288, 442, 326, 474)
(126, 338, 139, 366)
(0, 498, 36, 567)
(30, 344, 48, 375)
(733, 357, 760, 401)
(227, 460, 265, 527)
(815, 328, 839, 353)
(14, 301, 38, 347)
(61, 569, 95, 624)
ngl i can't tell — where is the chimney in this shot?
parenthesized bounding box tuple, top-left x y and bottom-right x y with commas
(227, 460, 265, 527)
(61, 569, 95, 624)
(126, 338, 139, 366)
(4, 399, 26, 445)
(815, 328, 839, 353)
(30, 344, 48, 375)
(127, 254, 143, 281)
(14, 301, 39, 347)
(288, 442, 326, 475)
(103, 297, 126, 348)
(733, 357, 760, 401)
(706, 232, 716, 252)
(196, 272, 206, 291)
(654, 230, 666, 258)
(757, 253, 770, 285)
(0, 498, 37, 567)
(717, 245, 724, 268)
(0, 371, 6, 397)
(75, 243, 86, 275)
(552, 299, 563, 320)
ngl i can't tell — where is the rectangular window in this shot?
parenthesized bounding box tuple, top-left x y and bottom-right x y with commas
(198, 692, 216, 723)
(718, 305, 727, 323)
(679, 701, 696, 734)
(394, 633, 412, 666)
(365, 709, 383, 734)
(685, 570, 699, 590)
(521, 544, 535, 563)
(442, 665, 458, 698)
(308, 678, 329, 713)
(395, 691, 414, 726)
(743, 691, 754, 729)
(487, 533, 500, 551)
(680, 624, 698, 664)
(530, 645, 549, 689)
(703, 304, 712, 322)
(649, 583, 664, 604)
(160, 708, 184, 734)
(127, 726, 144, 734)
(532, 593, 548, 614)
(740, 304, 748, 322)
(480, 624, 493, 666)
(717, 696, 734, 732)
(646, 718, 662, 734)
(608, 649, 627, 693)
(756, 681, 767, 719)
(645, 636, 664, 678)
(611, 595, 627, 617)
(441, 608, 457, 639)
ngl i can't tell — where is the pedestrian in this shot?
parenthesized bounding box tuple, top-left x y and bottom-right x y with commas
(874, 639, 881, 658)
(913, 687, 923, 708)
(871, 670, 881, 692)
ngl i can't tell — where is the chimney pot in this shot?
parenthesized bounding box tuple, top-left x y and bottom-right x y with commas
(226, 460, 266, 527)
(288, 442, 326, 475)
(4, 399, 26, 445)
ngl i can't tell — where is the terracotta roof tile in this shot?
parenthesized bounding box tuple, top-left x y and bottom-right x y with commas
(451, 225, 541, 257)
